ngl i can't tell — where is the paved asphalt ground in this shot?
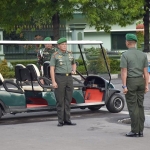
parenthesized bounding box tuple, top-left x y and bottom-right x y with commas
(0, 77, 150, 150)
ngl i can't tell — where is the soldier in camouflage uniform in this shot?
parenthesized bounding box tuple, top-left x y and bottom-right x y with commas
(120, 33, 149, 137)
(37, 37, 55, 75)
(50, 37, 77, 127)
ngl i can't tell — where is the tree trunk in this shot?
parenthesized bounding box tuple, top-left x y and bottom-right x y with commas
(52, 12, 60, 40)
(143, 0, 150, 52)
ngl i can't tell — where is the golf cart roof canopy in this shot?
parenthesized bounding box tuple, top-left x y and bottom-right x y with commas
(0, 40, 103, 45)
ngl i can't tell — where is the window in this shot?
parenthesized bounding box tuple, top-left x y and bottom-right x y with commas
(111, 32, 135, 51)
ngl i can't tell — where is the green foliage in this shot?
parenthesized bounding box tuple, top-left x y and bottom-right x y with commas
(75, 59, 84, 66)
(10, 60, 37, 68)
(0, 59, 9, 73)
(0, 0, 76, 33)
(0, 0, 145, 33)
(76, 49, 121, 74)
(0, 0, 148, 52)
(0, 59, 37, 79)
(136, 32, 144, 49)
(0, 59, 15, 78)
(77, 65, 87, 74)
(109, 58, 121, 74)
(69, 0, 145, 32)
(2, 71, 15, 79)
(84, 47, 110, 74)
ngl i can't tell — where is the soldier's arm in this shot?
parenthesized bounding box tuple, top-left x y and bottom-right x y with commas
(121, 68, 127, 86)
(71, 57, 76, 74)
(72, 63, 76, 74)
(143, 54, 149, 92)
(143, 67, 149, 84)
(50, 53, 57, 85)
(120, 54, 127, 87)
(50, 66, 56, 82)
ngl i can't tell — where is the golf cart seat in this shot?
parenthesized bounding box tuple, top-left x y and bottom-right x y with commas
(43, 61, 51, 79)
(15, 64, 52, 92)
(83, 76, 106, 102)
(0, 73, 23, 94)
(84, 76, 106, 90)
(15, 64, 42, 91)
(26, 64, 52, 91)
(15, 64, 26, 85)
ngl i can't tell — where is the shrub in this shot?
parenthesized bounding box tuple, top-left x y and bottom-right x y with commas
(0, 59, 15, 78)
(0, 59, 38, 79)
(84, 47, 110, 74)
(10, 60, 37, 68)
(77, 65, 87, 74)
(109, 58, 120, 73)
(75, 59, 85, 66)
(2, 71, 15, 79)
(136, 31, 144, 50)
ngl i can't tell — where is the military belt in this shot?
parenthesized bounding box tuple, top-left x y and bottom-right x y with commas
(127, 76, 143, 78)
(55, 73, 72, 76)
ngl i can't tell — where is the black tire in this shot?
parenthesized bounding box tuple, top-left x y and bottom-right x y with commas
(0, 107, 2, 119)
(106, 93, 124, 113)
(88, 106, 102, 111)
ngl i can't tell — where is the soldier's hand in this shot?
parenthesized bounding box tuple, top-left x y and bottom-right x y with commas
(52, 82, 58, 88)
(71, 70, 76, 74)
(145, 85, 149, 93)
(123, 87, 128, 94)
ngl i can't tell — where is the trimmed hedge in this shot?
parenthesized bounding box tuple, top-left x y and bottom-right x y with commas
(0, 57, 120, 79)
(0, 59, 15, 78)
(109, 58, 120, 73)
(10, 60, 37, 68)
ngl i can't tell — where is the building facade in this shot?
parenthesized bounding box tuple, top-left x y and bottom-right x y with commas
(0, 13, 141, 60)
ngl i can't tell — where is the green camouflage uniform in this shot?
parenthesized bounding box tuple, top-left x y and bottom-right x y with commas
(37, 47, 56, 75)
(37, 47, 56, 66)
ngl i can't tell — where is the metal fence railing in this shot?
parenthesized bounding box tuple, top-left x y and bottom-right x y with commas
(3, 28, 67, 60)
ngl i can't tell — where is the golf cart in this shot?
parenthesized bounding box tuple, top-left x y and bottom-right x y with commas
(0, 40, 124, 119)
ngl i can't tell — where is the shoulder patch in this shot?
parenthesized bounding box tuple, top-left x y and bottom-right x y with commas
(53, 51, 58, 57)
(67, 50, 72, 53)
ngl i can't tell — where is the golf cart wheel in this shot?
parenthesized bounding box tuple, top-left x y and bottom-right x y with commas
(88, 106, 101, 111)
(0, 107, 2, 118)
(106, 93, 124, 113)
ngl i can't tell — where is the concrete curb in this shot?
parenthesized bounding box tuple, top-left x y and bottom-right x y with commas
(145, 115, 150, 127)
(111, 74, 119, 79)
(101, 108, 150, 128)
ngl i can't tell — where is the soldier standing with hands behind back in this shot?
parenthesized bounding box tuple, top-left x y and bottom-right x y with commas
(120, 33, 149, 137)
(50, 37, 76, 127)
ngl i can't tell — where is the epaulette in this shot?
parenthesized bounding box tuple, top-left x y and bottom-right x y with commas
(53, 51, 58, 57)
(67, 50, 72, 53)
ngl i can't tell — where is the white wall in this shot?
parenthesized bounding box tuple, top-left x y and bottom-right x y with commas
(84, 32, 111, 50)
(111, 23, 136, 31)
(66, 15, 137, 52)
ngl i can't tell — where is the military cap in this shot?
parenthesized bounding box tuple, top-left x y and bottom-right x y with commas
(125, 34, 137, 42)
(44, 37, 51, 41)
(57, 37, 67, 44)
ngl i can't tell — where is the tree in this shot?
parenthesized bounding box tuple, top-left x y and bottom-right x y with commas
(71, 0, 149, 52)
(143, 0, 150, 52)
(0, 0, 149, 50)
(0, 0, 77, 40)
